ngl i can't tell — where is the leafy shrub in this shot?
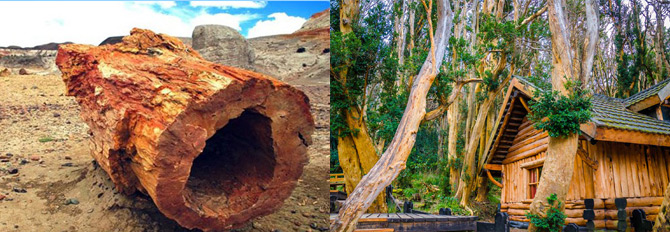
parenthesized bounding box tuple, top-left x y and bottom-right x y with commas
(525, 193, 567, 232)
(529, 79, 592, 138)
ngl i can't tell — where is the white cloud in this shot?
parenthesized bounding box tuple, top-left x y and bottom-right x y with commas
(190, 1, 267, 9)
(0, 2, 258, 46)
(247, 13, 306, 38)
(135, 1, 177, 9)
(190, 13, 259, 31)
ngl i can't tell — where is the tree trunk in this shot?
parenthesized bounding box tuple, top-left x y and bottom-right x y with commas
(339, 0, 360, 34)
(336, 0, 387, 213)
(475, 176, 489, 202)
(457, 74, 509, 210)
(655, 183, 670, 231)
(437, 113, 448, 160)
(56, 28, 314, 231)
(529, 0, 587, 229)
(330, 0, 454, 230)
(448, 96, 462, 193)
(580, 0, 598, 85)
(337, 107, 387, 212)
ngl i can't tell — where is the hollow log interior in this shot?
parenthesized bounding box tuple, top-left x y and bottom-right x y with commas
(184, 110, 276, 214)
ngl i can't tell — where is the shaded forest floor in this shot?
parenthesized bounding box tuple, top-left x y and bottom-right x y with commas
(0, 74, 330, 231)
(390, 172, 500, 222)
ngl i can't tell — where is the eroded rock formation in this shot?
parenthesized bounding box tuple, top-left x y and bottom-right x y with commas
(56, 28, 314, 231)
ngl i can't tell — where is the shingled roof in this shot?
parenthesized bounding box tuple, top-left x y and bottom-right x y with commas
(623, 78, 670, 107)
(591, 94, 670, 135)
(514, 76, 670, 135)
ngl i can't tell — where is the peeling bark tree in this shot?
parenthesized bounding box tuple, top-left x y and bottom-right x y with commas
(337, 107, 387, 212)
(330, 0, 455, 230)
(335, 0, 387, 212)
(447, 97, 461, 190)
(528, 0, 598, 230)
(56, 28, 314, 231)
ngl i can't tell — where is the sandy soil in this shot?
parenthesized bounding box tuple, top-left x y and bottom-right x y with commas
(0, 74, 330, 231)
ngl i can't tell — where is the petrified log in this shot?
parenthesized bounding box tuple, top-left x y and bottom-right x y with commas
(56, 28, 314, 231)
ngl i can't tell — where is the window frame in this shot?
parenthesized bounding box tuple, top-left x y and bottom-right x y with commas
(527, 166, 542, 199)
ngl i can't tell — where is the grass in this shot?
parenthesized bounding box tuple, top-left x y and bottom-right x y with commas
(38, 136, 54, 143)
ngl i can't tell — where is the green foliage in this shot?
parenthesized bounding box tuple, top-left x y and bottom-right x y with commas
(393, 172, 468, 215)
(330, 134, 342, 173)
(39, 136, 54, 143)
(487, 178, 502, 205)
(396, 122, 441, 187)
(610, 0, 663, 98)
(529, 79, 592, 138)
(330, 4, 394, 138)
(525, 193, 567, 232)
(432, 195, 468, 215)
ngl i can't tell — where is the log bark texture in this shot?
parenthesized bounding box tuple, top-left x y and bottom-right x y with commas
(56, 28, 314, 231)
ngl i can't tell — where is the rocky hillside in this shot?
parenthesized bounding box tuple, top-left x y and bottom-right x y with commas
(0, 49, 59, 75)
(295, 10, 329, 33)
(248, 9, 329, 87)
(191, 9, 330, 127)
(0, 42, 73, 50)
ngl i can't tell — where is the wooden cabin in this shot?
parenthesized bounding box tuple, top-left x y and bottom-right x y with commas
(483, 76, 670, 230)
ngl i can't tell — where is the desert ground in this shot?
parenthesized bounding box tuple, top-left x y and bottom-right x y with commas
(0, 73, 330, 231)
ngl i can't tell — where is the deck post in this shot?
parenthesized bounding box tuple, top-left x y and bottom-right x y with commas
(583, 198, 595, 231)
(439, 208, 452, 215)
(403, 201, 414, 213)
(615, 198, 627, 232)
(563, 223, 579, 232)
(631, 209, 653, 232)
(494, 212, 509, 232)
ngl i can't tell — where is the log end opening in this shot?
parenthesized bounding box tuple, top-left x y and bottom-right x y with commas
(184, 110, 276, 215)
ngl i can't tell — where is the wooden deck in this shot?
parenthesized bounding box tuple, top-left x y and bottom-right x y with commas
(330, 213, 478, 231)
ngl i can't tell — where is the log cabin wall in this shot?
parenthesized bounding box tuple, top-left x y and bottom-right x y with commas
(498, 117, 670, 229)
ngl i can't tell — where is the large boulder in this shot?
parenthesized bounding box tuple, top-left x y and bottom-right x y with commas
(192, 25, 255, 69)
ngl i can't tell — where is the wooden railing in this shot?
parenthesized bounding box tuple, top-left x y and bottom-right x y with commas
(330, 173, 346, 192)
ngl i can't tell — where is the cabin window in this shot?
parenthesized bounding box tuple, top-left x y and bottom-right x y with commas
(528, 166, 542, 199)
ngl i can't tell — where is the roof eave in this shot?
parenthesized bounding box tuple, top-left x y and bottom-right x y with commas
(590, 126, 670, 147)
(627, 95, 662, 112)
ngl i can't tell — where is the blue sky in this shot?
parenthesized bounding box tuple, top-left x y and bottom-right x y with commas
(152, 1, 328, 37)
(0, 1, 328, 47)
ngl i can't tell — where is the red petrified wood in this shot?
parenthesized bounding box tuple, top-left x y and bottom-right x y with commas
(56, 28, 314, 231)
